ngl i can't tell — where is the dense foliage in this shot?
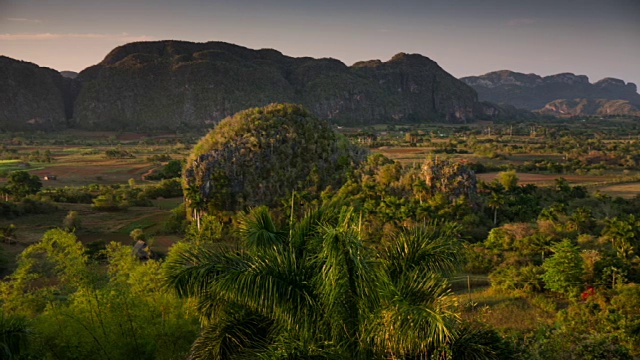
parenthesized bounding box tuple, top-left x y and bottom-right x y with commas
(0, 229, 199, 359)
(165, 206, 514, 359)
(3, 116, 640, 358)
(184, 103, 365, 215)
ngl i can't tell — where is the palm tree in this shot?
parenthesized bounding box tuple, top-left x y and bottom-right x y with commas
(184, 183, 207, 231)
(487, 192, 505, 226)
(603, 216, 637, 252)
(164, 205, 465, 359)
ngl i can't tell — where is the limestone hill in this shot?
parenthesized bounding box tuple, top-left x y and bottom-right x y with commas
(0, 56, 78, 131)
(2, 41, 488, 131)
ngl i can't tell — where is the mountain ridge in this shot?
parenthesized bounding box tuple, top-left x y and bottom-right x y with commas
(539, 98, 640, 117)
(2, 40, 494, 131)
(461, 70, 640, 111)
(71, 40, 482, 131)
(0, 56, 79, 131)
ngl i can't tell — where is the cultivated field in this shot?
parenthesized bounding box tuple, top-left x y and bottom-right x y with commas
(596, 182, 640, 198)
(0, 132, 192, 273)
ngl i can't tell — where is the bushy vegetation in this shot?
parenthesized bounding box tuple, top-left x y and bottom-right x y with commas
(0, 229, 198, 359)
(184, 103, 365, 215)
(145, 159, 182, 180)
(2, 111, 640, 358)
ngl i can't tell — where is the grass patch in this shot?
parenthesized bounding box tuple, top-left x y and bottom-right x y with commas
(152, 197, 183, 210)
(0, 160, 46, 174)
(597, 182, 640, 199)
(117, 217, 158, 234)
(458, 288, 557, 333)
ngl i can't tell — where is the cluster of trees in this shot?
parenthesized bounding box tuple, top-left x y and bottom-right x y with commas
(0, 229, 198, 359)
(287, 154, 640, 357)
(3, 178, 184, 215)
(104, 148, 135, 159)
(0, 171, 42, 200)
(0, 171, 56, 218)
(145, 160, 183, 181)
(0, 147, 52, 163)
(461, 179, 640, 357)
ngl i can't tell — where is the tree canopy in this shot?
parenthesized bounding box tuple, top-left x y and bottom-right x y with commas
(5, 171, 42, 199)
(164, 205, 476, 359)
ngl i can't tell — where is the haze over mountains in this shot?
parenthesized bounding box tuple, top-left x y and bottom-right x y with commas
(1, 41, 639, 132)
(461, 70, 640, 117)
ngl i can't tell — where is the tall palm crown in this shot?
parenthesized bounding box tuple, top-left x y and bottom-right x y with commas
(164, 206, 464, 359)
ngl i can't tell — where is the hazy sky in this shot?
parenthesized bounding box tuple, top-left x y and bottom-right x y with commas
(1, 0, 639, 85)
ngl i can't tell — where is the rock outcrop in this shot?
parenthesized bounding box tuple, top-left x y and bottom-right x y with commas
(184, 103, 366, 213)
(539, 99, 640, 117)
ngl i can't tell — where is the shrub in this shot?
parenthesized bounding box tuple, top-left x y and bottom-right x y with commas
(62, 211, 81, 231)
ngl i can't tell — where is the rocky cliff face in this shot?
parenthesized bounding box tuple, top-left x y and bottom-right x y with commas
(70, 41, 481, 131)
(539, 99, 640, 117)
(461, 70, 640, 111)
(0, 56, 78, 131)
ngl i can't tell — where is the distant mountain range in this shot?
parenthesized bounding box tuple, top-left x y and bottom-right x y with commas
(2, 43, 640, 132)
(539, 99, 640, 117)
(2, 41, 513, 132)
(461, 70, 640, 117)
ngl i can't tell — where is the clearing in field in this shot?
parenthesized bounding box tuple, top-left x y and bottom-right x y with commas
(597, 182, 640, 199)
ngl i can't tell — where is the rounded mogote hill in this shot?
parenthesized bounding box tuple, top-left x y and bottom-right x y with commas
(183, 103, 362, 215)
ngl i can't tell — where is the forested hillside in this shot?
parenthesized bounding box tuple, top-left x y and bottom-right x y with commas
(0, 41, 496, 132)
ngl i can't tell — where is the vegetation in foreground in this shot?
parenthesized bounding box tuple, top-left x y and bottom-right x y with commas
(0, 105, 640, 359)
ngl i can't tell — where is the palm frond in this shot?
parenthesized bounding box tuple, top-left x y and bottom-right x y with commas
(238, 207, 287, 251)
(443, 323, 517, 360)
(211, 248, 319, 333)
(368, 270, 458, 356)
(0, 313, 29, 360)
(189, 306, 274, 360)
(314, 222, 379, 354)
(289, 205, 341, 255)
(383, 221, 464, 279)
(164, 242, 250, 298)
(255, 330, 346, 360)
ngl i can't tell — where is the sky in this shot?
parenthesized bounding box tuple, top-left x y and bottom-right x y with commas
(1, 0, 639, 86)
